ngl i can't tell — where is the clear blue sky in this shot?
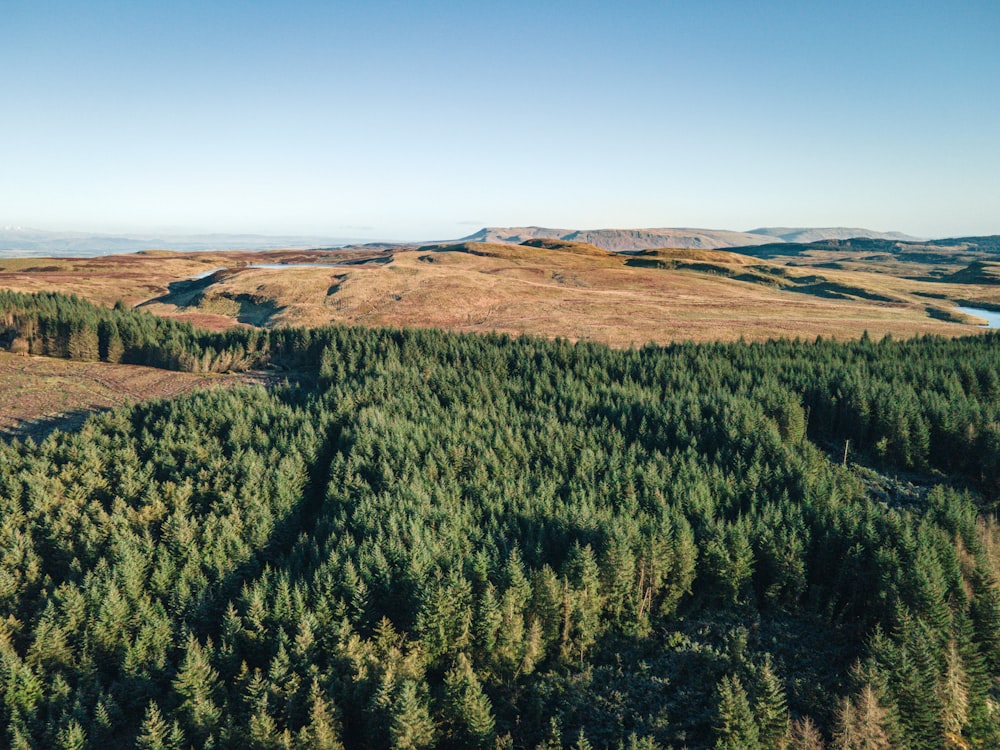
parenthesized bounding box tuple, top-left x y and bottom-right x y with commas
(3, 0, 998, 240)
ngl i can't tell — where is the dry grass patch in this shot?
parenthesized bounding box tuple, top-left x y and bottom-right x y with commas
(2, 245, 995, 346)
(0, 352, 252, 442)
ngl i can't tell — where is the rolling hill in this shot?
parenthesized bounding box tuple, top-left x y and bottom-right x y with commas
(3, 237, 998, 346)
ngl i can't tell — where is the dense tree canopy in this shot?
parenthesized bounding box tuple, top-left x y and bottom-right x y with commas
(0, 291, 999, 748)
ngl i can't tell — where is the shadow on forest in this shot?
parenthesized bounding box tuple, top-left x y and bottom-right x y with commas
(1, 407, 103, 444)
(183, 390, 342, 632)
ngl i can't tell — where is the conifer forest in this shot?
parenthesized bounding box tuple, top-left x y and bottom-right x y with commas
(2, 290, 1000, 749)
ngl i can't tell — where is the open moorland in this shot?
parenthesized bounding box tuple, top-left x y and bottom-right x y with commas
(1, 235, 999, 345)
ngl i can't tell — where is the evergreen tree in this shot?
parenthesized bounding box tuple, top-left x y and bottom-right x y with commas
(389, 680, 436, 750)
(442, 653, 496, 749)
(298, 679, 343, 750)
(754, 657, 790, 749)
(715, 674, 761, 750)
(173, 635, 223, 745)
(787, 717, 825, 750)
(137, 701, 185, 750)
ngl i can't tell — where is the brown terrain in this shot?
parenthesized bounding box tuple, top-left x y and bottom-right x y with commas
(2, 238, 998, 344)
(0, 351, 265, 442)
(3, 234, 998, 436)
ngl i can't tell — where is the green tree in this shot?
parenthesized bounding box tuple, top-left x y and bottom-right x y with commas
(443, 653, 496, 748)
(389, 679, 436, 750)
(173, 635, 223, 745)
(715, 674, 761, 750)
(754, 657, 789, 748)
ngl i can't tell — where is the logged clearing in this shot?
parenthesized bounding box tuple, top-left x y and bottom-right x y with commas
(2, 240, 998, 345)
(0, 352, 254, 442)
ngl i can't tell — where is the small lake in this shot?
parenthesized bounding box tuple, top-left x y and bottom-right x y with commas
(955, 306, 1000, 329)
(187, 263, 350, 281)
(188, 260, 388, 281)
(250, 263, 344, 270)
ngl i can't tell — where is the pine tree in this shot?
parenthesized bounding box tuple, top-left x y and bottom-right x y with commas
(98, 319, 124, 363)
(298, 678, 344, 750)
(137, 702, 170, 750)
(137, 702, 185, 750)
(56, 720, 86, 750)
(443, 653, 496, 749)
(173, 635, 223, 745)
(969, 567, 1000, 674)
(832, 685, 892, 750)
(754, 657, 789, 749)
(389, 679, 436, 750)
(535, 717, 564, 750)
(787, 717, 825, 750)
(561, 543, 604, 662)
(895, 616, 944, 747)
(715, 674, 761, 750)
(939, 640, 969, 749)
(248, 697, 282, 750)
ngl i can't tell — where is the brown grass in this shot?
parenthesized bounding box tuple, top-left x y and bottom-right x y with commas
(0, 352, 253, 442)
(2, 245, 997, 347)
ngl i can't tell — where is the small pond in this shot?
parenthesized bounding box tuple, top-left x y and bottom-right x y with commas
(955, 306, 1000, 329)
(187, 263, 345, 281)
(249, 263, 344, 270)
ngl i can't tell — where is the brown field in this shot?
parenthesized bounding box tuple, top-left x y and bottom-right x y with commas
(0, 352, 257, 442)
(2, 240, 998, 346)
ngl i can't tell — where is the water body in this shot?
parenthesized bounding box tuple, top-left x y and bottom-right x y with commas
(187, 263, 341, 280)
(191, 267, 226, 280)
(187, 258, 389, 280)
(250, 263, 343, 270)
(955, 306, 1000, 329)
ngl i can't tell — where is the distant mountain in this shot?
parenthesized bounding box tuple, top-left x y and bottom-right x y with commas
(459, 227, 780, 251)
(0, 225, 941, 258)
(0, 228, 367, 257)
(458, 226, 922, 252)
(746, 227, 922, 243)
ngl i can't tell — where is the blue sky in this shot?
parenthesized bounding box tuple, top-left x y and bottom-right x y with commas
(3, 0, 998, 240)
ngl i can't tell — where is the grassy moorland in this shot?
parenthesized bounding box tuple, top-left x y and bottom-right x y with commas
(2, 238, 998, 344)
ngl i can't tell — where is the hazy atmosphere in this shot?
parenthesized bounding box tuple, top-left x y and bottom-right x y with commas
(4, 0, 999, 240)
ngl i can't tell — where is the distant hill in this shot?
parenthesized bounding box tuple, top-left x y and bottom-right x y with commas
(458, 226, 922, 252)
(0, 225, 968, 259)
(746, 227, 921, 243)
(419, 238, 614, 260)
(458, 226, 775, 251)
(735, 235, 1000, 261)
(927, 235, 1000, 253)
(943, 260, 1000, 284)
